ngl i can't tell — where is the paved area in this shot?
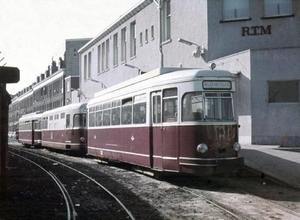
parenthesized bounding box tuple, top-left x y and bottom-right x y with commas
(240, 145, 300, 189)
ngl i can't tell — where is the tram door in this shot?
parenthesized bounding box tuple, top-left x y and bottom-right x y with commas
(151, 91, 163, 169)
(31, 120, 35, 145)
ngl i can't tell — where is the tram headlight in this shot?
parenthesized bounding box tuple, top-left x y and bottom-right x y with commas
(80, 137, 85, 142)
(197, 143, 208, 154)
(233, 142, 241, 152)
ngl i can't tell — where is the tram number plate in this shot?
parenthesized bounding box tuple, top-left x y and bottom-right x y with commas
(203, 81, 231, 90)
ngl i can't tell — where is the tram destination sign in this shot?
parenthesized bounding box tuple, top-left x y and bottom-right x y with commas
(203, 81, 231, 90)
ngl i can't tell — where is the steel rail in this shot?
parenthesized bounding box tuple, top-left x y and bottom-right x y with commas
(182, 186, 248, 220)
(49, 171, 77, 220)
(9, 147, 136, 220)
(9, 152, 76, 220)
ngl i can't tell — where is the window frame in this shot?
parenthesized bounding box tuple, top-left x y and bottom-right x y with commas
(83, 54, 87, 80)
(222, 0, 250, 22)
(268, 80, 299, 103)
(161, 0, 171, 42)
(121, 27, 127, 62)
(113, 33, 118, 67)
(263, 0, 293, 18)
(130, 21, 136, 58)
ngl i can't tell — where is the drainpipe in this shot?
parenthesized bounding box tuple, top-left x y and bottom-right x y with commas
(153, 0, 163, 67)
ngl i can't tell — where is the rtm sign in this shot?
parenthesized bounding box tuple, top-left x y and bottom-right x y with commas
(241, 25, 271, 36)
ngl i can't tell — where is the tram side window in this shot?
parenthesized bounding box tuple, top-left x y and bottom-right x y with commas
(112, 100, 121, 125)
(42, 117, 48, 129)
(103, 102, 111, 126)
(25, 121, 32, 130)
(182, 92, 203, 122)
(89, 106, 97, 127)
(163, 88, 178, 122)
(133, 94, 146, 124)
(34, 120, 41, 130)
(96, 105, 103, 127)
(43, 117, 48, 129)
(66, 114, 71, 127)
(121, 98, 132, 125)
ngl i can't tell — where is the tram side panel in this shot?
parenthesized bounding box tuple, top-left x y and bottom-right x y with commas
(18, 129, 33, 146)
(42, 128, 86, 151)
(87, 126, 151, 167)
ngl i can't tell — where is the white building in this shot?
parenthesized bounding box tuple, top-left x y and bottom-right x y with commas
(78, 0, 300, 147)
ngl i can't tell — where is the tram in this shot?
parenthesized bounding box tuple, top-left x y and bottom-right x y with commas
(87, 68, 244, 175)
(40, 103, 87, 152)
(18, 112, 42, 147)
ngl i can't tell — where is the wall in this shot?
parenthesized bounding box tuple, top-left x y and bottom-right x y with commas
(163, 0, 209, 69)
(251, 47, 300, 146)
(207, 0, 300, 60)
(65, 39, 91, 77)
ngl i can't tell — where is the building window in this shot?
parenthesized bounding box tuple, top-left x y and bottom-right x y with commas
(130, 21, 136, 57)
(268, 80, 299, 103)
(223, 0, 249, 21)
(83, 54, 87, 80)
(101, 41, 105, 72)
(140, 32, 143, 46)
(161, 0, 171, 42)
(121, 27, 127, 62)
(105, 39, 109, 70)
(264, 0, 292, 17)
(113, 33, 118, 66)
(88, 51, 92, 79)
(151, 25, 154, 40)
(66, 80, 70, 92)
(145, 29, 148, 43)
(97, 45, 101, 73)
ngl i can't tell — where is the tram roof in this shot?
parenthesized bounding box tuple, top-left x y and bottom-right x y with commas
(40, 102, 87, 117)
(89, 68, 235, 105)
(19, 111, 43, 122)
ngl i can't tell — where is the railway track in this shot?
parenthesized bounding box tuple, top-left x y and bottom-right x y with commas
(175, 174, 300, 220)
(8, 146, 136, 220)
(6, 141, 300, 220)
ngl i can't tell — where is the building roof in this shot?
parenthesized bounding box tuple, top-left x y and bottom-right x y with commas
(78, 0, 152, 54)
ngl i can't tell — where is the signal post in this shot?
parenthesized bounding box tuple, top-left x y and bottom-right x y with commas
(0, 66, 19, 197)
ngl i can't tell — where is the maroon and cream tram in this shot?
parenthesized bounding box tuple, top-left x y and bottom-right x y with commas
(40, 103, 87, 152)
(18, 112, 42, 147)
(87, 68, 244, 175)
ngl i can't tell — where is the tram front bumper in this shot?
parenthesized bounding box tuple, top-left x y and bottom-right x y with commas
(179, 156, 244, 175)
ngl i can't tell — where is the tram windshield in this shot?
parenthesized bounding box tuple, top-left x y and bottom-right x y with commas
(73, 113, 86, 127)
(182, 92, 234, 122)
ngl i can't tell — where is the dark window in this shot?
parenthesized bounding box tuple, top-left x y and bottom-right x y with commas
(163, 88, 178, 122)
(112, 100, 121, 125)
(121, 98, 132, 125)
(74, 114, 86, 127)
(103, 102, 111, 126)
(133, 94, 146, 124)
(66, 114, 71, 127)
(269, 81, 299, 103)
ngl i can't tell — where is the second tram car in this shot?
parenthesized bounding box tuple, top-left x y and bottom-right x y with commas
(40, 103, 87, 152)
(18, 112, 42, 147)
(87, 68, 244, 175)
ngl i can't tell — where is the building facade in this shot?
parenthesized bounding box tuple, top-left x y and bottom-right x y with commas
(78, 0, 300, 146)
(9, 38, 91, 132)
